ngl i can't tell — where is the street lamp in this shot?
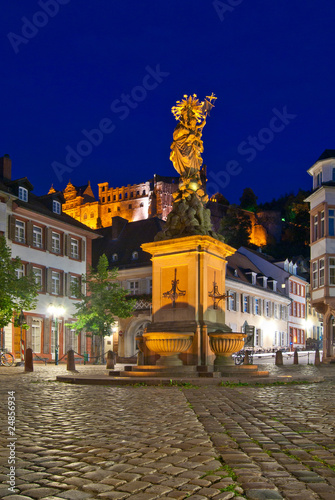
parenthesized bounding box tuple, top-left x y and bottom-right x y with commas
(48, 304, 65, 365)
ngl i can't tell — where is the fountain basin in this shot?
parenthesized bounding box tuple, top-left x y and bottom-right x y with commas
(209, 332, 247, 368)
(143, 332, 194, 366)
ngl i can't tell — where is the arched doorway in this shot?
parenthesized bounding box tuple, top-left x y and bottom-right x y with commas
(124, 317, 151, 357)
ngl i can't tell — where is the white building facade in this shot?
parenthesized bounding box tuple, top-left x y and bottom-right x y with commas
(0, 155, 99, 362)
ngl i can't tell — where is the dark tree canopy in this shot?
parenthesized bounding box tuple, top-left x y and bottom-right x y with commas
(219, 205, 252, 249)
(239, 188, 258, 212)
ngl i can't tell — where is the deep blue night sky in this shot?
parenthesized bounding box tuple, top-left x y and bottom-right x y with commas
(1, 1, 335, 203)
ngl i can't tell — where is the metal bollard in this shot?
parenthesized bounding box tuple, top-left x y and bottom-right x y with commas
(67, 349, 76, 371)
(275, 350, 283, 366)
(25, 347, 33, 372)
(294, 349, 299, 365)
(315, 348, 321, 366)
(106, 350, 115, 370)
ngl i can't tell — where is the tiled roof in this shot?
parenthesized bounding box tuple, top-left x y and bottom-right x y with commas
(15, 192, 98, 234)
(316, 149, 335, 162)
(93, 217, 165, 268)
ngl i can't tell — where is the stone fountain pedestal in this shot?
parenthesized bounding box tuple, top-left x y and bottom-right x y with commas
(140, 235, 236, 371)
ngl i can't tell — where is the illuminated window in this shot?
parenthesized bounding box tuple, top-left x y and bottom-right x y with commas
(330, 258, 335, 285)
(18, 186, 28, 202)
(33, 267, 43, 291)
(274, 303, 278, 319)
(243, 295, 250, 313)
(312, 262, 318, 289)
(329, 210, 335, 237)
(69, 327, 78, 351)
(53, 200, 61, 214)
(51, 232, 61, 253)
(265, 301, 271, 317)
(227, 291, 237, 311)
(313, 214, 318, 241)
(321, 211, 325, 237)
(15, 220, 25, 243)
(33, 226, 43, 248)
(16, 263, 25, 279)
(255, 298, 261, 315)
(51, 271, 60, 295)
(128, 281, 139, 295)
(31, 319, 42, 353)
(83, 213, 87, 220)
(70, 238, 79, 259)
(319, 259, 325, 287)
(70, 275, 79, 298)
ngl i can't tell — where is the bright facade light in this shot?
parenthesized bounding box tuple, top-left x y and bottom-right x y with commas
(48, 304, 65, 317)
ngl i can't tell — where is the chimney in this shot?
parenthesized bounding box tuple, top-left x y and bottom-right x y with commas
(0, 154, 12, 181)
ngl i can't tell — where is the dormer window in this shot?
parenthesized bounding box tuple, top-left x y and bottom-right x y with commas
(132, 251, 138, 260)
(53, 200, 61, 214)
(316, 171, 322, 187)
(289, 262, 293, 273)
(293, 264, 298, 275)
(18, 187, 28, 202)
(284, 259, 289, 272)
(246, 271, 257, 285)
(269, 279, 277, 292)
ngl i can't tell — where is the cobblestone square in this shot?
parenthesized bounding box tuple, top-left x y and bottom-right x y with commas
(1, 365, 335, 499)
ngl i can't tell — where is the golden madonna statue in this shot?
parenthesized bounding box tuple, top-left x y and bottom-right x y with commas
(170, 94, 216, 182)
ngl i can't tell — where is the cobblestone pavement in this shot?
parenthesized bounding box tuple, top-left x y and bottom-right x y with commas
(1, 365, 335, 499)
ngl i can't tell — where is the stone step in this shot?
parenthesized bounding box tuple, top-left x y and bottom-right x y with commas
(110, 370, 201, 378)
(133, 365, 198, 373)
(198, 372, 221, 378)
(220, 369, 269, 377)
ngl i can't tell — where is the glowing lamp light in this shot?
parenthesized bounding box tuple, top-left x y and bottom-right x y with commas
(189, 181, 198, 191)
(48, 304, 65, 318)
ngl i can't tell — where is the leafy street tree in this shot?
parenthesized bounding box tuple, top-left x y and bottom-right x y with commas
(70, 254, 135, 362)
(0, 235, 39, 332)
(240, 187, 258, 212)
(219, 205, 252, 249)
